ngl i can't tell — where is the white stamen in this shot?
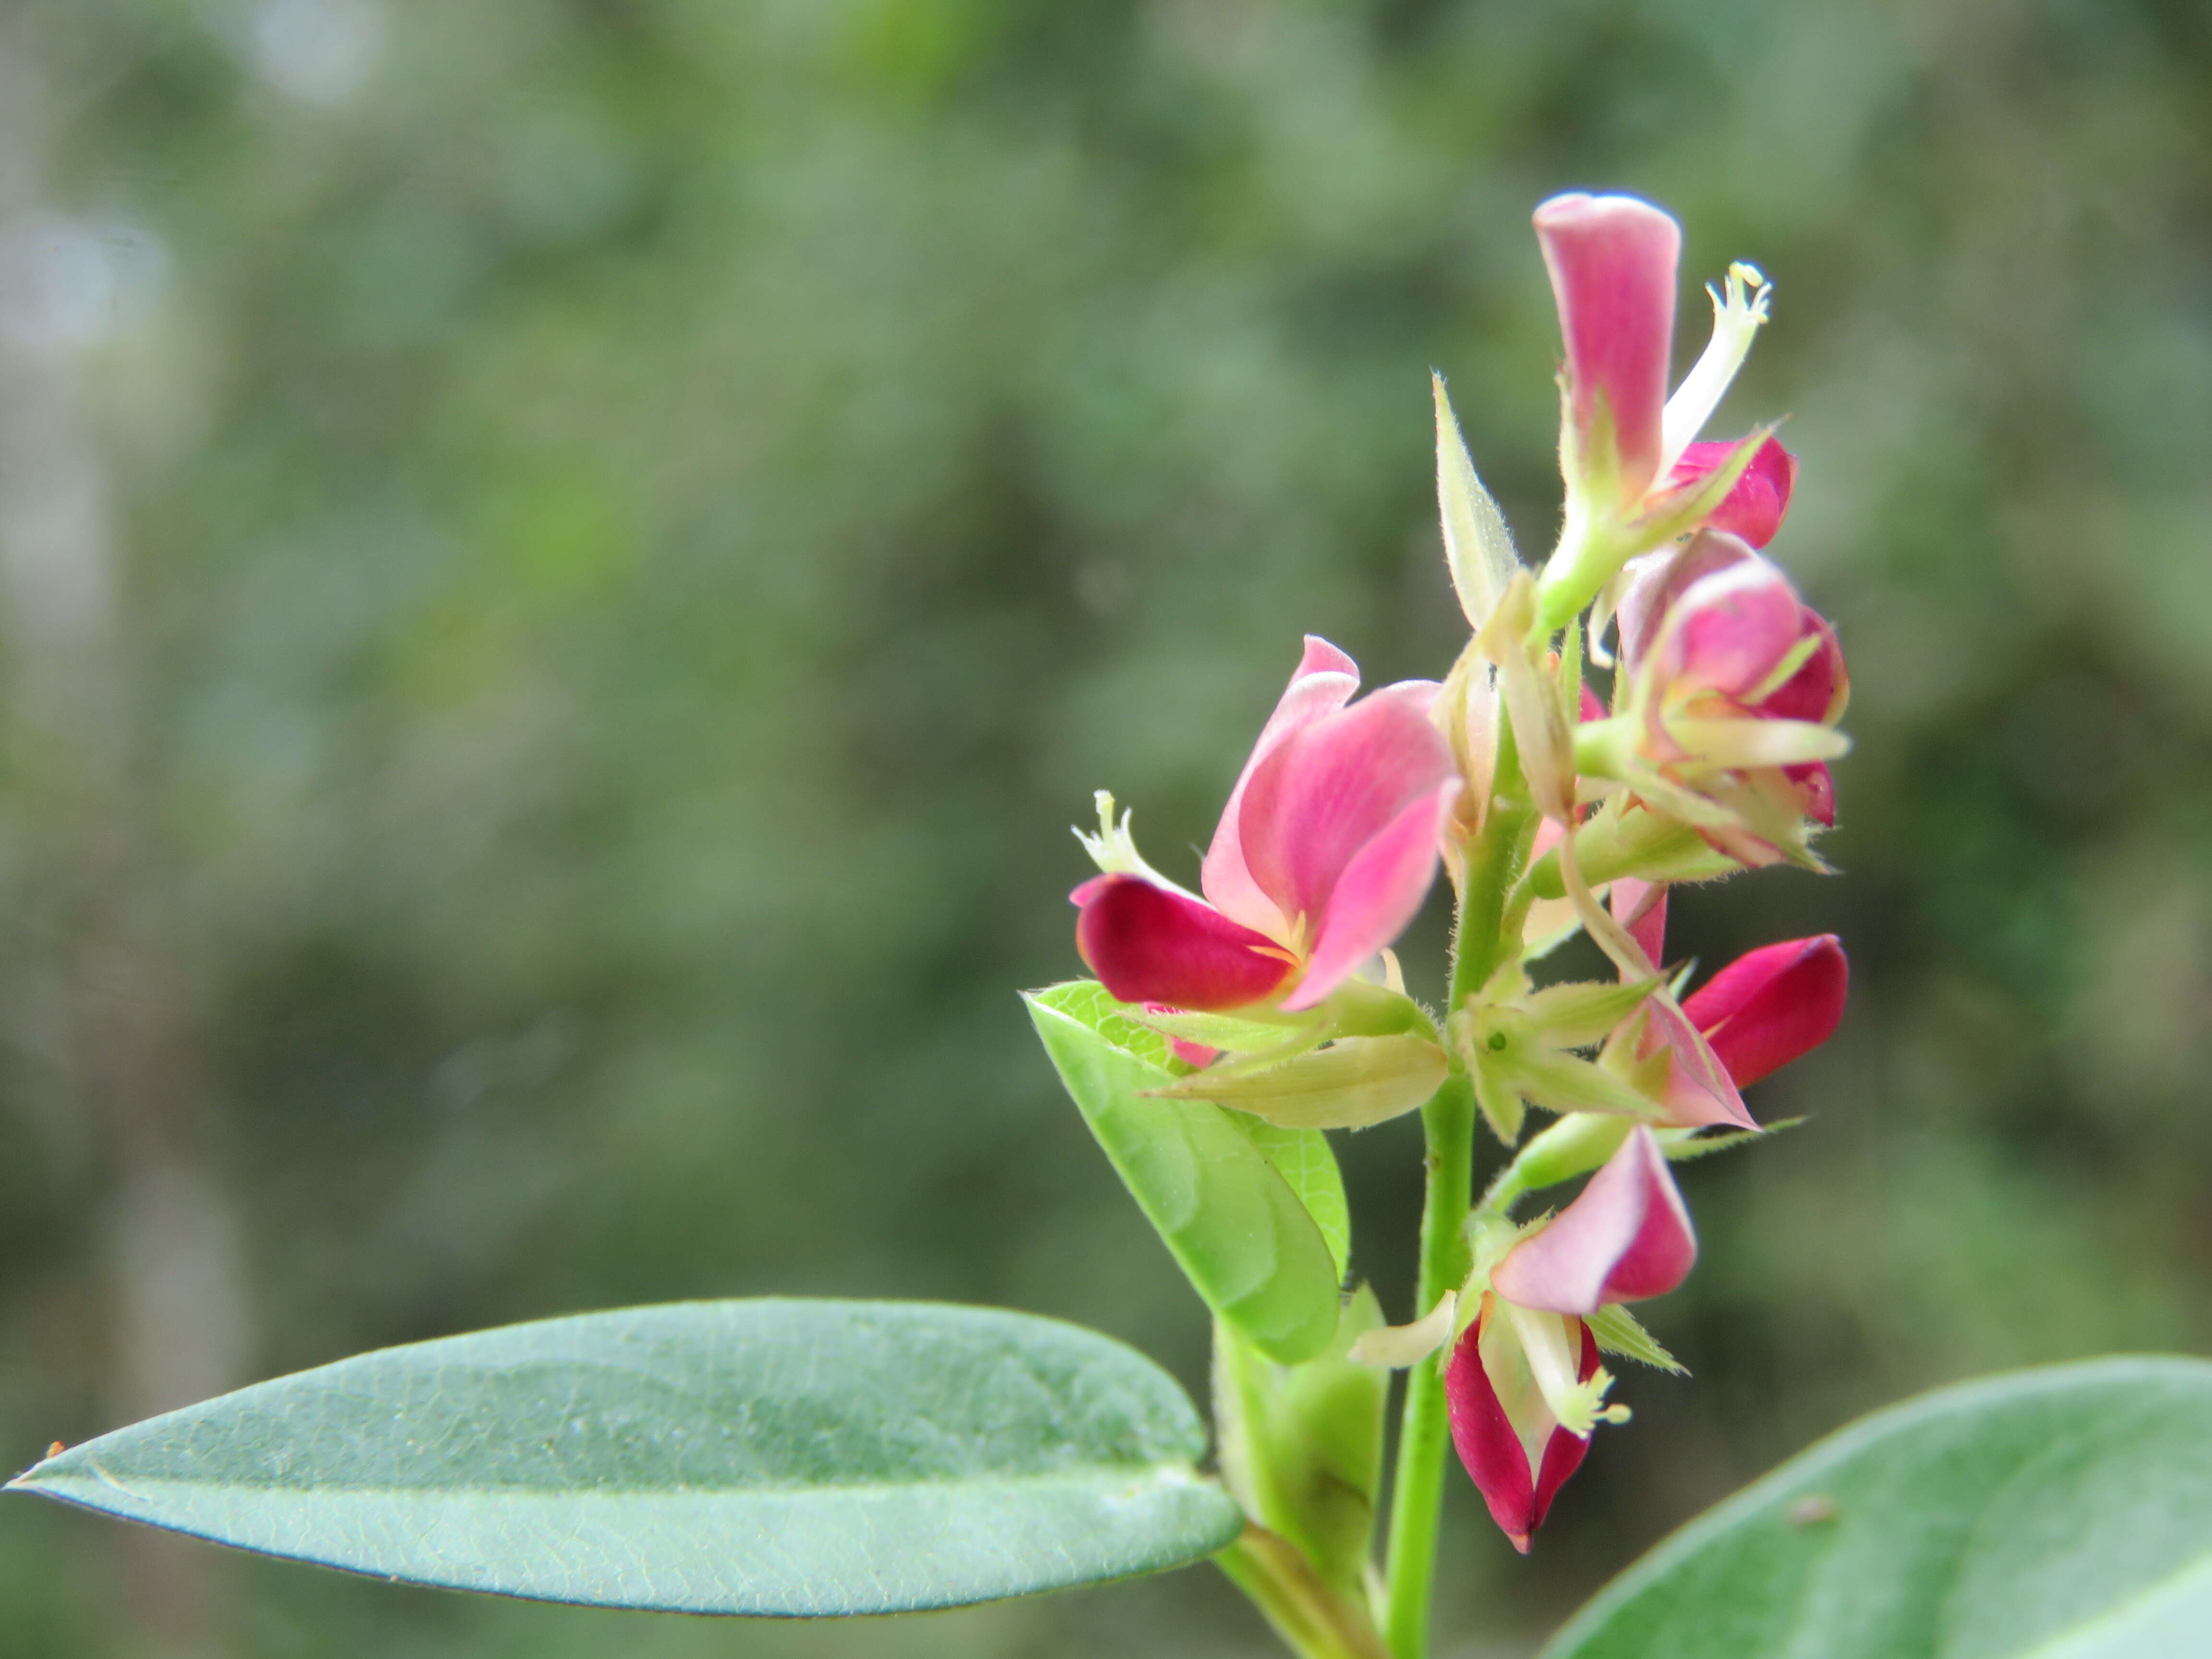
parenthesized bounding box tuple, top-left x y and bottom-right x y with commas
(1659, 262, 1772, 478)
(1072, 791, 1202, 902)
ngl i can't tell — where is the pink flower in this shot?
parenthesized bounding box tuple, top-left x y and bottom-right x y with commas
(1449, 1128, 1694, 1550)
(1073, 637, 1458, 1014)
(1531, 193, 1786, 625)
(1594, 532, 1850, 867)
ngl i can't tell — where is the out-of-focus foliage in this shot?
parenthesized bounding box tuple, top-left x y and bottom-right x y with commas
(0, 0, 2208, 1655)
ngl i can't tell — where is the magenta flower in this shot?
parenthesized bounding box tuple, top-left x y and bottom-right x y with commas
(1589, 532, 1850, 867)
(1073, 637, 1458, 1014)
(1532, 192, 1785, 624)
(1449, 1128, 1694, 1550)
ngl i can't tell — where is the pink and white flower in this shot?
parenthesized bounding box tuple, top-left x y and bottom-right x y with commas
(1532, 193, 1790, 624)
(1585, 532, 1850, 868)
(1072, 637, 1459, 1014)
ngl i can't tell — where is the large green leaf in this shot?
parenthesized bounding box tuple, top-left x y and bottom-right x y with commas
(1232, 1116, 1351, 1283)
(1545, 1356, 2212, 1659)
(1025, 982, 1342, 1364)
(6, 1299, 1243, 1615)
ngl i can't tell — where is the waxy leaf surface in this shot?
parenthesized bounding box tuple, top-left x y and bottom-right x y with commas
(1026, 981, 1342, 1363)
(7, 1299, 1242, 1615)
(1545, 1357, 2212, 1659)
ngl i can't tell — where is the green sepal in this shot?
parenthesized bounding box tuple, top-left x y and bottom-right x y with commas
(1522, 976, 1660, 1047)
(1213, 1289, 1391, 1597)
(1657, 1118, 1802, 1162)
(1149, 1034, 1448, 1131)
(1485, 1110, 1635, 1209)
(1026, 983, 1341, 1363)
(1434, 373, 1521, 632)
(1588, 1304, 1687, 1375)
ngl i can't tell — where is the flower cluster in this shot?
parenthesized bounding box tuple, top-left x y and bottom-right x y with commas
(1054, 192, 1850, 1564)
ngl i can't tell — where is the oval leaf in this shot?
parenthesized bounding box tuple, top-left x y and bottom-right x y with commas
(1544, 1356, 2212, 1659)
(6, 1298, 1243, 1615)
(1232, 1115, 1351, 1283)
(1025, 982, 1342, 1363)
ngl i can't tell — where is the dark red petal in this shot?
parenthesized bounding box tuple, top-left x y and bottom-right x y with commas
(1683, 934, 1848, 1087)
(1760, 616, 1847, 726)
(1072, 876, 1294, 1012)
(1528, 1322, 1603, 1533)
(1446, 1314, 1539, 1552)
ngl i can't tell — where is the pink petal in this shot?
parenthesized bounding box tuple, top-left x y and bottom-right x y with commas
(1616, 533, 1755, 679)
(1610, 878, 1669, 970)
(1491, 1127, 1698, 1315)
(1578, 682, 1608, 723)
(1202, 637, 1360, 938)
(1073, 875, 1295, 1012)
(1669, 436, 1796, 548)
(1529, 1322, 1602, 1534)
(1281, 778, 1460, 1011)
(1446, 1308, 1600, 1552)
(1657, 552, 1810, 705)
(1534, 192, 1682, 500)
(1638, 995, 1759, 1129)
(1237, 680, 1454, 936)
(1683, 934, 1847, 1087)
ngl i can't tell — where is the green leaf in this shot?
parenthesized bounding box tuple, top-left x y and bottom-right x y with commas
(1027, 983, 1342, 1364)
(1231, 1116, 1350, 1282)
(6, 1299, 1242, 1616)
(1543, 1357, 2212, 1659)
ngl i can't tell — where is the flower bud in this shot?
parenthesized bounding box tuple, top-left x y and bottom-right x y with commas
(1682, 933, 1848, 1087)
(1666, 436, 1795, 549)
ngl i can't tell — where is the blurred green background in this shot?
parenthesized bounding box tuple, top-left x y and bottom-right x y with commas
(2, 0, 2209, 1654)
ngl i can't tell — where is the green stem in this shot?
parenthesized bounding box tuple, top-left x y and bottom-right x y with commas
(1380, 795, 1529, 1659)
(1218, 1528, 1393, 1659)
